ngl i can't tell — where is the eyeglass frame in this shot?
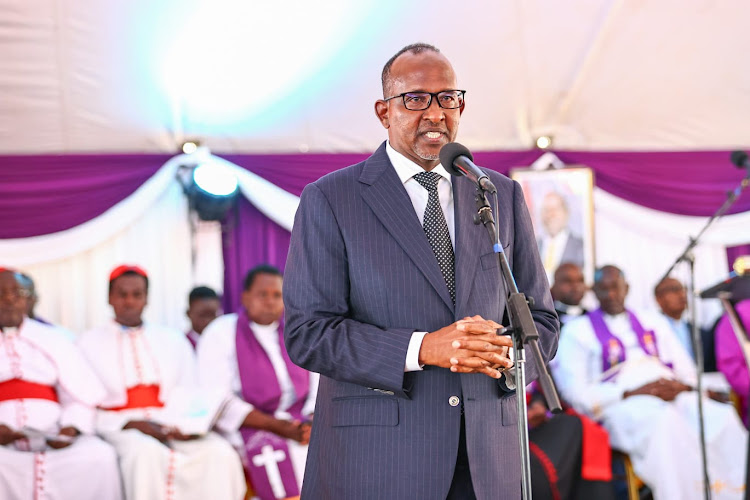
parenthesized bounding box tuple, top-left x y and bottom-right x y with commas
(382, 90, 467, 111)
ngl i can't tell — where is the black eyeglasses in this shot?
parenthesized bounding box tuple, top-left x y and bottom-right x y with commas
(383, 90, 466, 111)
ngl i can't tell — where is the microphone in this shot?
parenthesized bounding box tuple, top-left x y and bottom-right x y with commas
(439, 142, 497, 193)
(730, 150, 750, 171)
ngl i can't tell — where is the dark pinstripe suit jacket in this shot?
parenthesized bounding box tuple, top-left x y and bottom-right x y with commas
(284, 142, 559, 500)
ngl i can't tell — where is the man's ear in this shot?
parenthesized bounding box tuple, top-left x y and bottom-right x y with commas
(459, 101, 465, 116)
(374, 100, 390, 129)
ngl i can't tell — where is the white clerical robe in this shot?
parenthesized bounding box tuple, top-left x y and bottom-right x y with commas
(553, 310, 747, 500)
(197, 313, 318, 488)
(78, 321, 246, 500)
(0, 318, 122, 500)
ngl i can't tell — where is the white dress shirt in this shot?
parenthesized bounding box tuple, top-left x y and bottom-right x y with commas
(386, 142, 454, 372)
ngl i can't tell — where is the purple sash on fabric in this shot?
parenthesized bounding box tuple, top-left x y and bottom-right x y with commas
(235, 310, 310, 500)
(588, 309, 661, 377)
(185, 331, 198, 350)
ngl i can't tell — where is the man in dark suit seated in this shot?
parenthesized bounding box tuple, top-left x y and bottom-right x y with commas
(284, 43, 559, 499)
(551, 262, 588, 326)
(530, 262, 616, 500)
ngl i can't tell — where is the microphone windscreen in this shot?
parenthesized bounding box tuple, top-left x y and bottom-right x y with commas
(730, 150, 748, 168)
(439, 142, 473, 176)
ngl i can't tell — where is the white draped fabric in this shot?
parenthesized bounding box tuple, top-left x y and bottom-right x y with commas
(0, 156, 298, 335)
(7, 180, 194, 335)
(593, 189, 750, 326)
(1, 156, 748, 333)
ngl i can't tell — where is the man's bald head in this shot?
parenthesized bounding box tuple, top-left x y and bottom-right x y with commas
(381, 42, 441, 98)
(592, 265, 629, 315)
(551, 263, 586, 306)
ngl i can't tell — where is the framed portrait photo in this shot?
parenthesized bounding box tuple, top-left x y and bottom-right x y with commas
(510, 167, 595, 284)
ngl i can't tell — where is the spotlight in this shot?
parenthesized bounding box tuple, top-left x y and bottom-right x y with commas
(535, 136, 552, 149)
(182, 141, 199, 154)
(734, 256, 750, 276)
(185, 161, 239, 221)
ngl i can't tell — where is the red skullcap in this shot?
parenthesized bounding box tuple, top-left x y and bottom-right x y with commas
(109, 264, 148, 282)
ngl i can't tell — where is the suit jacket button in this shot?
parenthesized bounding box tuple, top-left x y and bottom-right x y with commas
(449, 396, 460, 407)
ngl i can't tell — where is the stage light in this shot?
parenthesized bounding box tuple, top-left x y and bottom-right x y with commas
(734, 256, 750, 275)
(182, 141, 199, 154)
(193, 163, 238, 197)
(536, 136, 552, 149)
(187, 161, 239, 221)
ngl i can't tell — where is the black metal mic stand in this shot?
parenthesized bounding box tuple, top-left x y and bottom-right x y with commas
(658, 166, 750, 500)
(473, 187, 562, 500)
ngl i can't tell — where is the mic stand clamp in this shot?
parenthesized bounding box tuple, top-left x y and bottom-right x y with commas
(474, 188, 562, 500)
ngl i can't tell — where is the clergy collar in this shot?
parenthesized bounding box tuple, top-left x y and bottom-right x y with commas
(249, 320, 279, 332)
(601, 310, 628, 321)
(0, 326, 19, 338)
(554, 301, 584, 316)
(115, 321, 144, 334)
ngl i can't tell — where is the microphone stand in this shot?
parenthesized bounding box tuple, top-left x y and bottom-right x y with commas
(473, 187, 562, 500)
(658, 167, 750, 500)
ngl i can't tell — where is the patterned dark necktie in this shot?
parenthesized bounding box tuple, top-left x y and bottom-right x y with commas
(413, 171, 455, 304)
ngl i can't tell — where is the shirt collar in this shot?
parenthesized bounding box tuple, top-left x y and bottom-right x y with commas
(555, 301, 583, 316)
(1, 326, 20, 338)
(386, 141, 453, 186)
(250, 320, 280, 333)
(115, 320, 144, 334)
(548, 228, 570, 242)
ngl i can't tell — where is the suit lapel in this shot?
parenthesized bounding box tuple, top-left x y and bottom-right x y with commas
(360, 144, 454, 312)
(453, 177, 490, 315)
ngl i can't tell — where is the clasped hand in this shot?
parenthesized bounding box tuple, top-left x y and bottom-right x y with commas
(0, 424, 79, 449)
(272, 419, 311, 445)
(624, 378, 692, 402)
(419, 315, 513, 379)
(123, 420, 199, 443)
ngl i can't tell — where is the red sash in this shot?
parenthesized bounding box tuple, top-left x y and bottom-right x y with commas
(566, 409, 613, 481)
(0, 379, 58, 403)
(102, 384, 164, 411)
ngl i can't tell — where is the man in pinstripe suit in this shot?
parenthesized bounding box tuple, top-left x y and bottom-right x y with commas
(284, 43, 559, 499)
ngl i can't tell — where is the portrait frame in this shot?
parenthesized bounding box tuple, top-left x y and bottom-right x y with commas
(510, 167, 595, 285)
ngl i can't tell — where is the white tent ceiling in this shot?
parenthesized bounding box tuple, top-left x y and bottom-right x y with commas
(1, 0, 748, 155)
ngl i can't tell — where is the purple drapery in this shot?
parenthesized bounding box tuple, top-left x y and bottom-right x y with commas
(2, 149, 748, 239)
(2, 149, 749, 310)
(552, 150, 749, 217)
(220, 148, 749, 311)
(727, 244, 750, 272)
(221, 197, 292, 313)
(218, 154, 368, 313)
(218, 153, 369, 313)
(0, 154, 169, 238)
